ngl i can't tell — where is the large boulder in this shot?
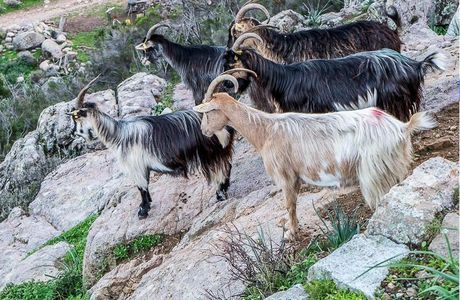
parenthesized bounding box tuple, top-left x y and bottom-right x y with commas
(366, 157, 458, 245)
(307, 234, 409, 299)
(41, 39, 63, 59)
(29, 150, 127, 232)
(268, 10, 309, 32)
(0, 207, 62, 290)
(117, 73, 166, 118)
(12, 31, 45, 50)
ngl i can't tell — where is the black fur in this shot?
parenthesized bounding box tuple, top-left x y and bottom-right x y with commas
(224, 48, 443, 121)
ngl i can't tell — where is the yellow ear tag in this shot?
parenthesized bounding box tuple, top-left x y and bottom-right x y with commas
(235, 23, 244, 31)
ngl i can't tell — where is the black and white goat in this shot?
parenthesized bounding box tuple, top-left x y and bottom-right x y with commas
(135, 24, 226, 104)
(194, 74, 436, 240)
(68, 76, 234, 219)
(223, 33, 447, 121)
(227, 2, 401, 63)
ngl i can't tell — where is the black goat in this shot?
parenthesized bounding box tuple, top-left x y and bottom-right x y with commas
(68, 76, 234, 219)
(136, 24, 226, 105)
(227, 2, 401, 63)
(223, 33, 446, 121)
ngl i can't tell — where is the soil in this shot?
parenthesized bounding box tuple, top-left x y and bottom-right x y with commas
(0, 0, 124, 28)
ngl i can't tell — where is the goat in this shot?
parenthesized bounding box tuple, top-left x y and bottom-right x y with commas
(223, 33, 447, 121)
(135, 24, 226, 105)
(193, 73, 436, 240)
(227, 2, 401, 63)
(68, 76, 234, 219)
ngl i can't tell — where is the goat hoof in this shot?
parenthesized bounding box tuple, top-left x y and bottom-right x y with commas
(216, 190, 228, 202)
(137, 207, 149, 219)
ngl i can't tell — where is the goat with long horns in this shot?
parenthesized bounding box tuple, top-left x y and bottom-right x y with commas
(227, 1, 401, 63)
(193, 72, 436, 240)
(68, 76, 235, 219)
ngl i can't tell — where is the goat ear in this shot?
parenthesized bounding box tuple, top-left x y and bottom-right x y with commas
(193, 102, 217, 113)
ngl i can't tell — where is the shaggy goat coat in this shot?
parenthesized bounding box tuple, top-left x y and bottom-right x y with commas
(224, 48, 446, 121)
(228, 20, 401, 64)
(194, 92, 436, 238)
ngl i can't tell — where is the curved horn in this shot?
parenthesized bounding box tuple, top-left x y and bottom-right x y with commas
(75, 74, 101, 108)
(235, 3, 270, 24)
(222, 68, 258, 78)
(146, 24, 171, 39)
(231, 32, 263, 51)
(203, 75, 239, 103)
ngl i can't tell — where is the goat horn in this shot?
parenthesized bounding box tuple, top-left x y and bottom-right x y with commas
(231, 32, 263, 51)
(222, 68, 258, 78)
(146, 24, 171, 40)
(235, 3, 270, 24)
(203, 74, 239, 103)
(76, 74, 101, 108)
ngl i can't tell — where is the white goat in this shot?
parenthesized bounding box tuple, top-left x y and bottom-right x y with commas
(194, 74, 436, 240)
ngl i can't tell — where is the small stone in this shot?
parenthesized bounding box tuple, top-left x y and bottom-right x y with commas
(424, 137, 453, 151)
(396, 292, 404, 298)
(406, 287, 417, 297)
(382, 293, 391, 300)
(161, 107, 172, 115)
(39, 60, 50, 72)
(16, 76, 24, 83)
(449, 125, 457, 131)
(6, 32, 15, 37)
(387, 282, 396, 290)
(435, 133, 441, 138)
(55, 33, 66, 44)
(415, 270, 429, 278)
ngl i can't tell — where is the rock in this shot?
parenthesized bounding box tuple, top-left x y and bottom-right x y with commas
(89, 254, 164, 299)
(16, 76, 24, 83)
(366, 157, 458, 245)
(0, 208, 62, 289)
(268, 9, 309, 33)
(432, 0, 458, 26)
(172, 83, 194, 110)
(55, 33, 66, 44)
(117, 73, 166, 118)
(6, 31, 15, 37)
(446, 7, 460, 36)
(394, 0, 458, 28)
(406, 287, 417, 297)
(265, 284, 309, 300)
(12, 31, 45, 50)
(4, 36, 12, 43)
(307, 234, 409, 299)
(5, 24, 20, 32)
(428, 213, 459, 258)
(160, 107, 172, 115)
(1, 242, 71, 289)
(42, 39, 63, 59)
(0, 131, 47, 196)
(17, 50, 35, 65)
(423, 137, 454, 151)
(39, 60, 51, 72)
(37, 88, 117, 154)
(29, 150, 126, 232)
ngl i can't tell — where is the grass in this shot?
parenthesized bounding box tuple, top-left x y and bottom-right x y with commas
(305, 279, 366, 300)
(112, 234, 164, 263)
(0, 214, 98, 300)
(0, 50, 37, 83)
(68, 28, 107, 62)
(152, 72, 180, 115)
(0, 0, 43, 16)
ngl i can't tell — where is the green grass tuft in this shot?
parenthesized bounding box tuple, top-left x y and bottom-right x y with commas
(112, 234, 164, 263)
(304, 279, 366, 300)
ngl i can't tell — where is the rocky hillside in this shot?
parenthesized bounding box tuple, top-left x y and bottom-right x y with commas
(0, 0, 459, 299)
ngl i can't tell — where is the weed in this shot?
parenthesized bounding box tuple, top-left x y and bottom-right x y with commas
(305, 279, 366, 300)
(303, 0, 332, 27)
(0, 0, 43, 16)
(0, 281, 54, 300)
(315, 202, 360, 251)
(152, 73, 180, 116)
(112, 234, 164, 263)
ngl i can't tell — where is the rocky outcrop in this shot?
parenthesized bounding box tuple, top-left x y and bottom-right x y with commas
(307, 234, 409, 299)
(268, 10, 309, 32)
(428, 212, 459, 258)
(366, 157, 458, 245)
(117, 73, 166, 118)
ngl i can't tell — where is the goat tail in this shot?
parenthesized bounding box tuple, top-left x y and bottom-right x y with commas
(420, 52, 449, 75)
(386, 5, 401, 29)
(406, 111, 437, 134)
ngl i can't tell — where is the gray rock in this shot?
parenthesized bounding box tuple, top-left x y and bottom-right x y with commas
(42, 39, 63, 59)
(29, 150, 125, 232)
(1, 242, 71, 289)
(172, 82, 194, 110)
(366, 157, 458, 245)
(12, 31, 45, 50)
(307, 234, 409, 299)
(39, 59, 51, 72)
(117, 72, 166, 118)
(268, 10, 309, 33)
(429, 213, 459, 258)
(55, 33, 66, 44)
(265, 284, 308, 300)
(3, 0, 21, 7)
(17, 50, 35, 65)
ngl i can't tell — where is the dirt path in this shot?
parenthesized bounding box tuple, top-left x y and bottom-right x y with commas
(0, 0, 124, 28)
